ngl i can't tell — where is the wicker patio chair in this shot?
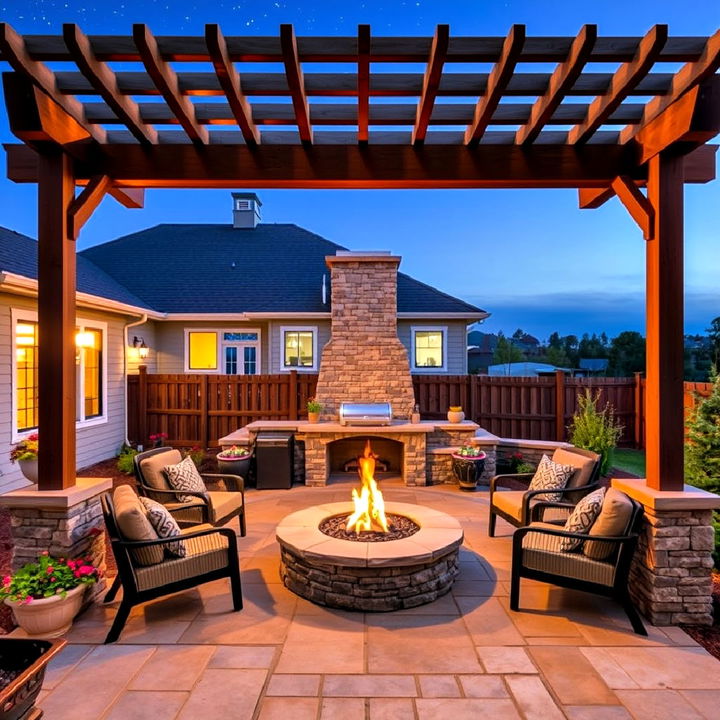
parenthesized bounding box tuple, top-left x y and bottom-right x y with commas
(510, 493, 646, 635)
(488, 446, 601, 536)
(101, 488, 242, 644)
(133, 447, 246, 535)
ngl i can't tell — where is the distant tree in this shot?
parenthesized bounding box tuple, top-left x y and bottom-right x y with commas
(548, 332, 562, 350)
(512, 328, 526, 341)
(608, 331, 646, 376)
(600, 332, 609, 348)
(493, 332, 524, 373)
(708, 317, 720, 368)
(579, 333, 609, 359)
(546, 345, 570, 368)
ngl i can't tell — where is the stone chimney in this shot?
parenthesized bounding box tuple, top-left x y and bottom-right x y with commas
(314, 251, 416, 420)
(232, 192, 262, 228)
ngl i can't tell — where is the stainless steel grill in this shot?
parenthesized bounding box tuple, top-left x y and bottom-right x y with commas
(339, 402, 392, 426)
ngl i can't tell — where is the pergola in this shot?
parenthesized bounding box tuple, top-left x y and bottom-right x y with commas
(0, 22, 718, 493)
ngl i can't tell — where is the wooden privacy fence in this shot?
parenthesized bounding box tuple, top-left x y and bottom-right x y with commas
(127, 367, 713, 449)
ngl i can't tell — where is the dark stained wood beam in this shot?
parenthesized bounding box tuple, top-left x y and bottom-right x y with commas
(357, 24, 370, 144)
(280, 24, 313, 145)
(67, 173, 111, 239)
(578, 186, 616, 209)
(63, 24, 157, 145)
(109, 187, 144, 208)
(465, 25, 525, 146)
(568, 24, 668, 145)
(0, 23, 105, 144)
(37, 150, 76, 489)
(516, 25, 597, 146)
(611, 175, 655, 240)
(412, 24, 450, 145)
(205, 23, 259, 146)
(634, 76, 720, 163)
(622, 29, 720, 146)
(132, 24, 208, 145)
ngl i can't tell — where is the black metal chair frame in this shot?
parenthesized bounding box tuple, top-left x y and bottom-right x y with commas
(101, 492, 243, 644)
(510, 497, 647, 635)
(488, 446, 602, 537)
(133, 446, 246, 536)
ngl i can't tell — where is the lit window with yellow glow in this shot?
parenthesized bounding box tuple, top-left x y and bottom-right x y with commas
(15, 321, 38, 432)
(82, 328, 103, 419)
(413, 329, 445, 369)
(188, 332, 218, 370)
(284, 330, 314, 368)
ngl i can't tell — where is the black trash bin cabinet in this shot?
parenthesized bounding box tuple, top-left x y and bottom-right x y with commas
(255, 431, 294, 489)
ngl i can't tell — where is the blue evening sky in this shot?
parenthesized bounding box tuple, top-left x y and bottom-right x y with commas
(0, 1, 718, 340)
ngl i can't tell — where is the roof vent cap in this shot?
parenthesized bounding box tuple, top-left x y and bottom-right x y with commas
(232, 192, 262, 229)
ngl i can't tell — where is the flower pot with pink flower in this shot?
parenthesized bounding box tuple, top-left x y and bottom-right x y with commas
(1, 554, 100, 638)
(10, 434, 38, 484)
(216, 445, 253, 481)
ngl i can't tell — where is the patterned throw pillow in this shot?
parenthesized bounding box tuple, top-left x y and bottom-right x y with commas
(559, 487, 606, 552)
(528, 454, 576, 502)
(164, 455, 207, 503)
(140, 497, 186, 558)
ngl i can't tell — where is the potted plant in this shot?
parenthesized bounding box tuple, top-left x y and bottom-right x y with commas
(447, 406, 465, 423)
(216, 445, 252, 480)
(10, 433, 38, 484)
(307, 398, 323, 423)
(1, 553, 100, 638)
(149, 432, 169, 449)
(451, 446, 487, 491)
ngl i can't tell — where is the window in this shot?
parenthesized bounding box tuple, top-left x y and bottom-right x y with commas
(412, 327, 447, 371)
(282, 327, 317, 371)
(12, 311, 107, 437)
(188, 331, 218, 370)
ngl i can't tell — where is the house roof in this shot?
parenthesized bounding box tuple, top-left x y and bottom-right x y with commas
(0, 226, 151, 310)
(79, 223, 486, 316)
(579, 358, 610, 371)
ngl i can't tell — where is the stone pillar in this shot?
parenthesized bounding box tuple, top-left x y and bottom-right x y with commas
(0, 478, 112, 604)
(612, 478, 720, 626)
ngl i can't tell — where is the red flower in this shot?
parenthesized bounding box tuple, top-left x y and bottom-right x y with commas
(46, 566, 54, 574)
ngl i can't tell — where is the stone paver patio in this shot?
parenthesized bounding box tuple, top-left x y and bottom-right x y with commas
(32, 480, 720, 719)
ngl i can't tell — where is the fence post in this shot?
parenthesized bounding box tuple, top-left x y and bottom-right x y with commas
(138, 365, 148, 448)
(289, 370, 299, 420)
(555, 370, 565, 441)
(199, 374, 209, 449)
(634, 372, 643, 449)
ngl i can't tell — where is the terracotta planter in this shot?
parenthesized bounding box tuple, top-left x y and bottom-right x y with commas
(307, 412, 320, 424)
(447, 410, 465, 424)
(17, 459, 38, 485)
(5, 584, 85, 639)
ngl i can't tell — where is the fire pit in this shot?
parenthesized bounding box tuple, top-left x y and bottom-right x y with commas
(277, 441, 463, 611)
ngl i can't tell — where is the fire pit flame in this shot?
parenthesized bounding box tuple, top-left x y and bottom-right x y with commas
(346, 440, 389, 533)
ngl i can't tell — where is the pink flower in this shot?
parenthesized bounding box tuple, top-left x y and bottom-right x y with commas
(3, 576, 11, 586)
(46, 566, 54, 574)
(41, 551, 48, 556)
(50, 577, 57, 582)
(88, 527, 102, 537)
(67, 560, 76, 569)
(74, 571, 81, 578)
(24, 597, 32, 604)
(78, 565, 95, 576)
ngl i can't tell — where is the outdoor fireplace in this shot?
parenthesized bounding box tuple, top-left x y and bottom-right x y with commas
(328, 437, 403, 481)
(277, 440, 463, 611)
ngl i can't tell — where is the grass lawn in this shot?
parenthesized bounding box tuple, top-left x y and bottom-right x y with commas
(612, 448, 646, 477)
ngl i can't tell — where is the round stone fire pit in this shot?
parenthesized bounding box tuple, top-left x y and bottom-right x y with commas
(276, 502, 463, 611)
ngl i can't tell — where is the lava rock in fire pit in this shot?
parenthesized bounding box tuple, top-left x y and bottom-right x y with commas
(319, 513, 419, 542)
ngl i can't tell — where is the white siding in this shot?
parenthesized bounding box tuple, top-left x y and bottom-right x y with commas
(268, 320, 331, 374)
(126, 320, 158, 374)
(397, 320, 469, 374)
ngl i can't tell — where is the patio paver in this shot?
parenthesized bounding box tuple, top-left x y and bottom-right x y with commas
(33, 481, 720, 719)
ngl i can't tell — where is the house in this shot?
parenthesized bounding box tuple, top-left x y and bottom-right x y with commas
(578, 358, 610, 376)
(487, 361, 572, 377)
(0, 193, 488, 492)
(467, 330, 498, 374)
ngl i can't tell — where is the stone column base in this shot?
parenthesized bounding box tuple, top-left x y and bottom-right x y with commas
(0, 478, 113, 604)
(612, 478, 720, 626)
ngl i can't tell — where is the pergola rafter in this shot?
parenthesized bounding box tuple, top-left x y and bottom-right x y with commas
(0, 22, 718, 493)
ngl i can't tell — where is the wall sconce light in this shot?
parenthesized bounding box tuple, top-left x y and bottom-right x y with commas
(133, 336, 149, 359)
(75, 331, 95, 349)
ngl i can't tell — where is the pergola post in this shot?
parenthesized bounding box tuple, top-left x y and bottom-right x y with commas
(37, 149, 77, 490)
(644, 152, 685, 491)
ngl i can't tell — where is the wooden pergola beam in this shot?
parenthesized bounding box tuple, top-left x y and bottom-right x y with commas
(205, 23, 259, 146)
(465, 24, 525, 146)
(357, 24, 370, 144)
(412, 24, 450, 145)
(516, 24, 597, 146)
(578, 186, 617, 209)
(62, 24, 157, 145)
(611, 175, 655, 240)
(108, 187, 144, 208)
(280, 24, 313, 145)
(132, 24, 208, 145)
(67, 173, 111, 239)
(568, 24, 668, 145)
(0, 22, 105, 144)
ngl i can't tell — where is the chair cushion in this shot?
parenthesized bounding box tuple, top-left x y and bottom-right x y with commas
(164, 456, 207, 503)
(584, 488, 634, 560)
(165, 500, 207, 526)
(140, 497, 186, 558)
(560, 487, 606, 551)
(207, 491, 244, 525)
(139, 449, 182, 501)
(552, 447, 598, 489)
(493, 491, 571, 525)
(521, 522, 615, 586)
(528, 454, 575, 502)
(133, 526, 230, 592)
(112, 485, 163, 566)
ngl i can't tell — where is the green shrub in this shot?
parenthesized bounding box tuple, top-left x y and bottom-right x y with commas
(684, 368, 720, 566)
(117, 444, 138, 475)
(568, 390, 623, 476)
